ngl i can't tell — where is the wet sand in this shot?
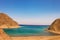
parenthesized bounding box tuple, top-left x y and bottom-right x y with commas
(11, 36, 60, 40)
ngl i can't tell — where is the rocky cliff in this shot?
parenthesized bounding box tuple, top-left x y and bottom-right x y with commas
(47, 18, 60, 34)
(0, 13, 19, 28)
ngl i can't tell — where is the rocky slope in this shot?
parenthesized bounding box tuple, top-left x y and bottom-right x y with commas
(0, 13, 19, 28)
(0, 13, 19, 40)
(47, 18, 60, 34)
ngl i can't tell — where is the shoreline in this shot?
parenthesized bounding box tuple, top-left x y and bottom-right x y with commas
(11, 36, 60, 40)
(11, 35, 60, 37)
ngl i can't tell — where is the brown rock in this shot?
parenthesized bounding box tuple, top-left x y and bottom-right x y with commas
(0, 13, 19, 28)
(47, 18, 60, 34)
(0, 13, 19, 40)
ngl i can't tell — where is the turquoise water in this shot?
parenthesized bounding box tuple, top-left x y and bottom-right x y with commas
(3, 25, 56, 36)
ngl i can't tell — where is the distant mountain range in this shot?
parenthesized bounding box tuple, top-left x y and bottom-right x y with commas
(19, 24, 49, 26)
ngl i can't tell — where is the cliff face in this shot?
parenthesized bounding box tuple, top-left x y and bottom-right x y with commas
(47, 19, 60, 34)
(0, 13, 19, 28)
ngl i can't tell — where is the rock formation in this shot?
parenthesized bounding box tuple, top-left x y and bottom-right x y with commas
(0, 13, 19, 28)
(47, 18, 60, 34)
(0, 13, 19, 40)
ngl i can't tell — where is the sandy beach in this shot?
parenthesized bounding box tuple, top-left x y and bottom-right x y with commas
(10, 36, 60, 40)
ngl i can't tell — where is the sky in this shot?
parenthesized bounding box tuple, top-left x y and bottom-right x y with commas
(0, 0, 60, 25)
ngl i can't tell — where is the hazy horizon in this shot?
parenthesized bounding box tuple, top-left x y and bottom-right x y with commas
(0, 0, 60, 25)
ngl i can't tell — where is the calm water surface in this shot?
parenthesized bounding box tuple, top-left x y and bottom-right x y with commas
(4, 25, 58, 36)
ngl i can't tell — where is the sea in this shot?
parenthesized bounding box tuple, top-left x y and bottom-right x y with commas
(3, 25, 57, 36)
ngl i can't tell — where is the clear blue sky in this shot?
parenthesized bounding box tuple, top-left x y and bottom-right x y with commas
(0, 0, 60, 25)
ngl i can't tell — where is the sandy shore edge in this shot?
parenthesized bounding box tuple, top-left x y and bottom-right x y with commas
(11, 36, 60, 40)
